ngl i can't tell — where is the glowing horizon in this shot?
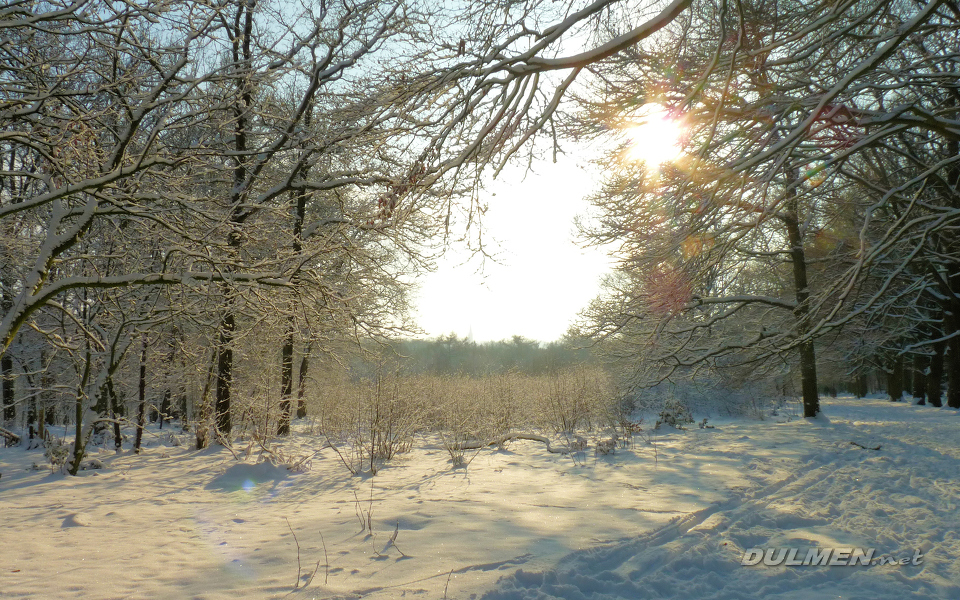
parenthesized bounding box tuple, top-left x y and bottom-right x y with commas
(411, 156, 613, 344)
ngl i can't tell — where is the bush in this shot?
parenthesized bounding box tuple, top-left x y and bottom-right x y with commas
(655, 399, 694, 430)
(305, 366, 617, 473)
(314, 369, 421, 474)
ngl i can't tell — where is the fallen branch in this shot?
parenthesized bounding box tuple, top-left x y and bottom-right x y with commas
(0, 426, 20, 446)
(455, 432, 568, 454)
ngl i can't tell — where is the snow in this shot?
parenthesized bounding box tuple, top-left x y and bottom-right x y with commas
(1, 397, 959, 599)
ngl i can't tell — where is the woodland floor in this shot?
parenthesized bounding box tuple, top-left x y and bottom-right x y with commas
(2, 396, 959, 599)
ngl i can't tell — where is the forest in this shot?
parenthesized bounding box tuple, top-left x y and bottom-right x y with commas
(3, 0, 957, 464)
(2, 2, 960, 597)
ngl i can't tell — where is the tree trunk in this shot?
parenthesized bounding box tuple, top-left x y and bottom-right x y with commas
(67, 344, 93, 475)
(280, 114, 311, 433)
(1, 284, 13, 422)
(214, 0, 255, 444)
(159, 390, 171, 429)
(38, 349, 51, 441)
(196, 350, 217, 450)
(107, 377, 123, 451)
(174, 326, 189, 430)
(902, 362, 912, 398)
(27, 391, 36, 440)
(946, 139, 960, 409)
(781, 171, 819, 417)
(215, 312, 235, 440)
(277, 332, 294, 436)
(928, 339, 945, 407)
(947, 330, 960, 409)
(134, 334, 148, 453)
(886, 355, 903, 402)
(37, 407, 45, 442)
(855, 372, 868, 398)
(912, 353, 928, 404)
(296, 346, 310, 419)
(1, 353, 13, 422)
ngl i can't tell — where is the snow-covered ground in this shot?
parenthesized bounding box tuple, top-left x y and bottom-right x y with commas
(2, 396, 959, 599)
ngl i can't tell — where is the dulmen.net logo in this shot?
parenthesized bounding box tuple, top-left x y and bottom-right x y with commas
(741, 547, 924, 567)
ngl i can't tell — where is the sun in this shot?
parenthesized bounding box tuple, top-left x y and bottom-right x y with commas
(623, 108, 685, 166)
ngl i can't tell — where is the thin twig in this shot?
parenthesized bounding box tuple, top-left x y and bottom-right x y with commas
(374, 521, 407, 558)
(305, 530, 329, 587)
(443, 568, 453, 600)
(390, 521, 406, 557)
(285, 517, 301, 589)
(320, 531, 329, 584)
(219, 435, 243, 462)
(353, 490, 365, 531)
(367, 484, 374, 533)
(324, 434, 358, 475)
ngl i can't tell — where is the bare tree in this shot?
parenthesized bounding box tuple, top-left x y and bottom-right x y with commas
(2, 0, 703, 459)
(575, 0, 960, 415)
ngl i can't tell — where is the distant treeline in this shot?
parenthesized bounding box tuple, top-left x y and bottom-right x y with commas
(359, 334, 596, 377)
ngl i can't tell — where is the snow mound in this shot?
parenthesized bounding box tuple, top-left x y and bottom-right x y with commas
(62, 513, 93, 527)
(206, 461, 289, 492)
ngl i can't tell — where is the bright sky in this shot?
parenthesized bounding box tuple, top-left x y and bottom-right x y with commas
(412, 154, 613, 343)
(411, 106, 685, 344)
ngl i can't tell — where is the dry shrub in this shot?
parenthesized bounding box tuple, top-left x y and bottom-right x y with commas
(305, 365, 616, 472)
(309, 369, 421, 474)
(536, 366, 614, 433)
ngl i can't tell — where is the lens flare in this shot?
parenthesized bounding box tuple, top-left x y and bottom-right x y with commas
(624, 108, 685, 167)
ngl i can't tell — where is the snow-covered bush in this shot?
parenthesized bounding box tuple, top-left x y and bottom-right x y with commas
(655, 399, 694, 430)
(626, 374, 794, 421)
(260, 446, 314, 473)
(595, 436, 617, 455)
(44, 441, 69, 470)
